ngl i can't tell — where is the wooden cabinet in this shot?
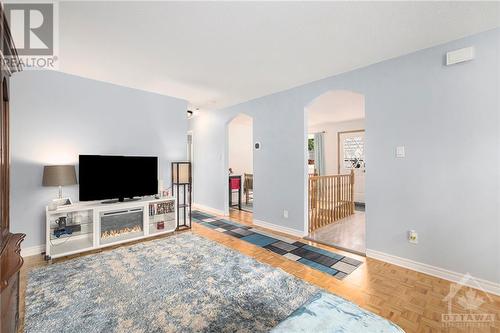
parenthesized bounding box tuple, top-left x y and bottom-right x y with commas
(0, 4, 24, 333)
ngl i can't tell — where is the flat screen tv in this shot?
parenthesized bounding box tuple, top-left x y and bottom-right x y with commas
(79, 155, 158, 202)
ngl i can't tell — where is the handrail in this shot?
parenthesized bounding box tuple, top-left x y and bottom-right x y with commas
(308, 170, 355, 232)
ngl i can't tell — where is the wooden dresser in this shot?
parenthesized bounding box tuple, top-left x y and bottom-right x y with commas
(0, 4, 24, 333)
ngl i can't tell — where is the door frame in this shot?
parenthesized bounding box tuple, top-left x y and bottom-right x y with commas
(224, 113, 254, 216)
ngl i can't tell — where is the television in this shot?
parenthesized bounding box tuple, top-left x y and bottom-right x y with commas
(79, 155, 158, 202)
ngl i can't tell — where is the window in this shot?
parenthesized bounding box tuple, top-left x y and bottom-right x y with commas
(343, 136, 365, 169)
(307, 136, 316, 175)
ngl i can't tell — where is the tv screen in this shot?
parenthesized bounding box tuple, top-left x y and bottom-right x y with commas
(79, 155, 158, 201)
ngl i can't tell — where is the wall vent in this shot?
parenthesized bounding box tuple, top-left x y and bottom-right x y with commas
(446, 47, 474, 66)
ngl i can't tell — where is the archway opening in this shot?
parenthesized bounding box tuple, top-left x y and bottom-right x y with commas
(227, 114, 254, 216)
(305, 90, 366, 255)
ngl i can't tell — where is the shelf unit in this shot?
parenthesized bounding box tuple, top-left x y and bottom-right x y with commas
(148, 200, 176, 236)
(46, 208, 94, 258)
(45, 197, 177, 259)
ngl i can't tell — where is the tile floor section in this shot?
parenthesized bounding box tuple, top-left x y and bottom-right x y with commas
(192, 211, 362, 280)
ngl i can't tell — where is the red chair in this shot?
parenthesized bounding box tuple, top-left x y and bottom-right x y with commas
(229, 175, 242, 210)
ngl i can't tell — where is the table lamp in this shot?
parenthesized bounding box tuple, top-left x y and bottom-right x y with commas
(43, 165, 77, 207)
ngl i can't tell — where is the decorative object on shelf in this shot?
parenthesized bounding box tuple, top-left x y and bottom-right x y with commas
(42, 165, 77, 209)
(161, 189, 170, 197)
(149, 201, 174, 216)
(172, 161, 192, 230)
(53, 216, 71, 238)
(157, 221, 164, 230)
(56, 216, 67, 228)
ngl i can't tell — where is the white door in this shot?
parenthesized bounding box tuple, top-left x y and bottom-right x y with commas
(338, 130, 365, 203)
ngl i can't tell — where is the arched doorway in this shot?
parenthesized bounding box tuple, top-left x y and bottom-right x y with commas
(305, 90, 366, 255)
(225, 113, 254, 216)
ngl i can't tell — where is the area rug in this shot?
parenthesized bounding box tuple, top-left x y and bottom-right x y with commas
(24, 233, 318, 333)
(25, 233, 402, 333)
(271, 292, 404, 333)
(192, 211, 362, 280)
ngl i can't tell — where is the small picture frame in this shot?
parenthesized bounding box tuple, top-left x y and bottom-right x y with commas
(48, 197, 73, 211)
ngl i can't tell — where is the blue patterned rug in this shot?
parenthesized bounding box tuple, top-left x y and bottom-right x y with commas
(25, 233, 318, 332)
(272, 292, 404, 333)
(192, 211, 362, 280)
(25, 233, 402, 332)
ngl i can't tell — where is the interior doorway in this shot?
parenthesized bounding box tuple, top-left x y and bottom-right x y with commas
(305, 90, 366, 255)
(227, 114, 254, 214)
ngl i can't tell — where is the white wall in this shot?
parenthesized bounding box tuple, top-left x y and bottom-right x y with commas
(191, 28, 500, 283)
(10, 71, 188, 248)
(309, 118, 365, 176)
(228, 116, 253, 176)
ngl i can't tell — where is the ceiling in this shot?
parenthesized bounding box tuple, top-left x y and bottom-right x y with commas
(307, 90, 365, 127)
(57, 1, 500, 110)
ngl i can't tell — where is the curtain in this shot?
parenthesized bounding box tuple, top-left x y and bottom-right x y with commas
(314, 132, 325, 176)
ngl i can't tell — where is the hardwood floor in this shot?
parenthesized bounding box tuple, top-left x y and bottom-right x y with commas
(306, 210, 366, 254)
(19, 209, 499, 333)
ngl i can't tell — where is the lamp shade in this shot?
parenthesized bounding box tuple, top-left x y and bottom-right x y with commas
(171, 162, 191, 185)
(42, 165, 77, 186)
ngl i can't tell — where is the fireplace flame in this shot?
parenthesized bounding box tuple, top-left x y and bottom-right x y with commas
(101, 225, 143, 239)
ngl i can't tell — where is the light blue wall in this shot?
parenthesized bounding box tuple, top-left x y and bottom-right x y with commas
(10, 71, 188, 248)
(191, 28, 499, 282)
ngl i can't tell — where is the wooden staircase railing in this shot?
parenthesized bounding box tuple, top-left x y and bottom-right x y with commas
(308, 170, 355, 233)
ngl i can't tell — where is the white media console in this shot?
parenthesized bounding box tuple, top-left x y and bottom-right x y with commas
(45, 196, 177, 259)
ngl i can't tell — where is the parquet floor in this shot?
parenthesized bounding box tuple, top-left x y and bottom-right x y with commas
(306, 210, 366, 254)
(19, 209, 499, 333)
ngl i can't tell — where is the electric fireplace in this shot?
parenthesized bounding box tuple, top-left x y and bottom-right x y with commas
(100, 208, 144, 245)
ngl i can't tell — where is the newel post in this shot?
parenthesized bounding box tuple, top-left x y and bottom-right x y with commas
(350, 169, 355, 213)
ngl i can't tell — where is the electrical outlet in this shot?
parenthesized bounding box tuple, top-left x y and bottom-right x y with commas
(408, 230, 418, 244)
(283, 210, 288, 219)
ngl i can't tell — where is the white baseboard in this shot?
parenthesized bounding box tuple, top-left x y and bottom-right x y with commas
(366, 249, 500, 296)
(253, 219, 307, 238)
(21, 244, 45, 257)
(192, 203, 226, 216)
